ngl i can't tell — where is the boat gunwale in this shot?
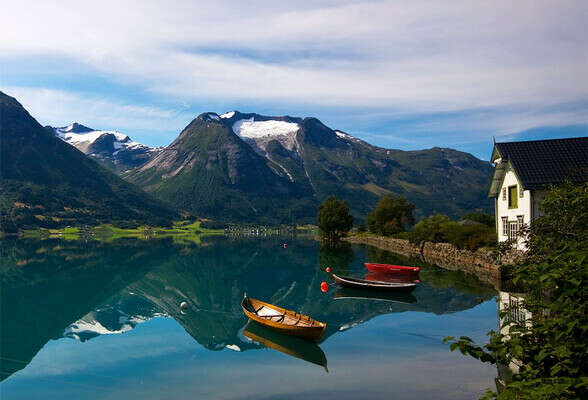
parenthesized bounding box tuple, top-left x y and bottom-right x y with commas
(333, 274, 417, 289)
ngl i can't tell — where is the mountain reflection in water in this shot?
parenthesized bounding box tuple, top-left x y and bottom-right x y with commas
(0, 236, 497, 398)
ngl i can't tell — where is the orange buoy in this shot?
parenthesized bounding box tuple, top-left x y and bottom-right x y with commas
(320, 281, 329, 292)
(325, 267, 331, 273)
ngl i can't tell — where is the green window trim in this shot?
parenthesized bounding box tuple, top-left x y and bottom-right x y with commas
(508, 185, 518, 209)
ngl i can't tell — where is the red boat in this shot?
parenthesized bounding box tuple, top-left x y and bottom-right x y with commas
(364, 263, 420, 274)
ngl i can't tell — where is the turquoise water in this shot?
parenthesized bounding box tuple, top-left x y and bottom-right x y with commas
(0, 237, 497, 399)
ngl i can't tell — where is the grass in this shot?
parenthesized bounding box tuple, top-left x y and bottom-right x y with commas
(20, 220, 225, 243)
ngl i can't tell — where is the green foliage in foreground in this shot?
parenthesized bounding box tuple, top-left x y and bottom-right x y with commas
(409, 213, 496, 250)
(444, 182, 588, 399)
(317, 196, 353, 243)
(366, 195, 415, 235)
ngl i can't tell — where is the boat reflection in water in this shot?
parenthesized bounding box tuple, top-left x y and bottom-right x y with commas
(333, 288, 417, 304)
(243, 321, 329, 372)
(364, 271, 419, 284)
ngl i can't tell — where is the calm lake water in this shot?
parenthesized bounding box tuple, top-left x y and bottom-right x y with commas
(1, 236, 498, 399)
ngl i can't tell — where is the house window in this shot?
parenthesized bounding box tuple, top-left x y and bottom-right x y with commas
(517, 215, 524, 226)
(519, 185, 524, 198)
(508, 185, 518, 208)
(502, 217, 508, 236)
(502, 187, 507, 200)
(509, 221, 519, 239)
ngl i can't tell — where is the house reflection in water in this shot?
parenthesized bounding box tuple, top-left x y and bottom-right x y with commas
(495, 291, 531, 393)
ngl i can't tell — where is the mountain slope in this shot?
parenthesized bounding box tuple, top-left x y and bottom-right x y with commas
(48, 122, 162, 171)
(127, 111, 492, 223)
(0, 91, 175, 232)
(125, 113, 315, 223)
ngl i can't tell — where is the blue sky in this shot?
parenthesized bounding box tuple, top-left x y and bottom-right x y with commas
(1, 0, 586, 159)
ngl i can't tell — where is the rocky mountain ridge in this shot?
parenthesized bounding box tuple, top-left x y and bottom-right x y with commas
(48, 122, 162, 171)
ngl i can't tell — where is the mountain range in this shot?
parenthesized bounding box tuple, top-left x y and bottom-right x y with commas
(1, 91, 493, 230)
(0, 91, 175, 232)
(126, 111, 493, 223)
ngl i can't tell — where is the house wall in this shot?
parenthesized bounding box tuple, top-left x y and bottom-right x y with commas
(495, 169, 531, 249)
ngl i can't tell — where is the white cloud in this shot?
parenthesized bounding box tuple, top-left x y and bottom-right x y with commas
(1, 0, 586, 140)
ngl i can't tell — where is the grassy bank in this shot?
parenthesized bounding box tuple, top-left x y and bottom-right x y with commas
(20, 220, 225, 244)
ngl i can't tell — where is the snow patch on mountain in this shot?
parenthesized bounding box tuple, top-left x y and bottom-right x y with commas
(220, 111, 235, 119)
(233, 118, 299, 139)
(232, 118, 300, 153)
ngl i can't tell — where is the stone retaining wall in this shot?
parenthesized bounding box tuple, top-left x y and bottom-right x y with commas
(344, 235, 524, 288)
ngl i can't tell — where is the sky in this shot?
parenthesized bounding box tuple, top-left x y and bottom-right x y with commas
(1, 0, 586, 159)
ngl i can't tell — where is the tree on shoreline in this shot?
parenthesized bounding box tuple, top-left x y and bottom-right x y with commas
(444, 182, 588, 400)
(366, 195, 414, 235)
(317, 196, 353, 244)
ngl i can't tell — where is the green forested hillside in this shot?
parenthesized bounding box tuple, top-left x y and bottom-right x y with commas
(0, 91, 175, 232)
(127, 112, 493, 224)
(125, 115, 316, 224)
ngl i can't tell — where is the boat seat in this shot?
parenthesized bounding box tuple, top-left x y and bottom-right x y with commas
(256, 306, 285, 322)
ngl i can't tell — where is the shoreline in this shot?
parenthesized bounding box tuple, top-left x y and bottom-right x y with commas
(344, 235, 524, 290)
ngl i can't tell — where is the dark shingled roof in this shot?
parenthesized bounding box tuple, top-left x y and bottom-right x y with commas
(495, 137, 588, 190)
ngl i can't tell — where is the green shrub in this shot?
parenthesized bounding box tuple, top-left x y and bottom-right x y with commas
(409, 213, 495, 250)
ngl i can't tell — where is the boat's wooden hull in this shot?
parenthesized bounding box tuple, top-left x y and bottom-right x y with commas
(364, 263, 420, 275)
(333, 274, 417, 292)
(241, 297, 326, 341)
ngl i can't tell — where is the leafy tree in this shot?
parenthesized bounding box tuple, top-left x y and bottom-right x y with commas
(444, 182, 588, 399)
(409, 213, 455, 243)
(366, 195, 415, 235)
(462, 212, 495, 227)
(317, 196, 353, 243)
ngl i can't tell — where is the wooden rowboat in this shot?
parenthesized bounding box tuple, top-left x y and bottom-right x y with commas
(364, 263, 420, 274)
(241, 294, 326, 341)
(243, 322, 328, 372)
(333, 274, 417, 292)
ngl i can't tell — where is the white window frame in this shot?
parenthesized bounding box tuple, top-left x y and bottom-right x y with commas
(502, 217, 508, 236)
(509, 221, 519, 239)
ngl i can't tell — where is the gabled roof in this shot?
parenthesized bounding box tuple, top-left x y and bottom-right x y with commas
(489, 137, 588, 197)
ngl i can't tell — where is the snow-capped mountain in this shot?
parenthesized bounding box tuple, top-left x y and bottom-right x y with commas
(49, 123, 162, 171)
(127, 110, 493, 223)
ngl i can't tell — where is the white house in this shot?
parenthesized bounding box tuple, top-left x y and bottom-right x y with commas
(488, 137, 588, 250)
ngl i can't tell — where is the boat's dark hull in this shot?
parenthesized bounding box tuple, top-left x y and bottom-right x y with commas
(333, 274, 417, 292)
